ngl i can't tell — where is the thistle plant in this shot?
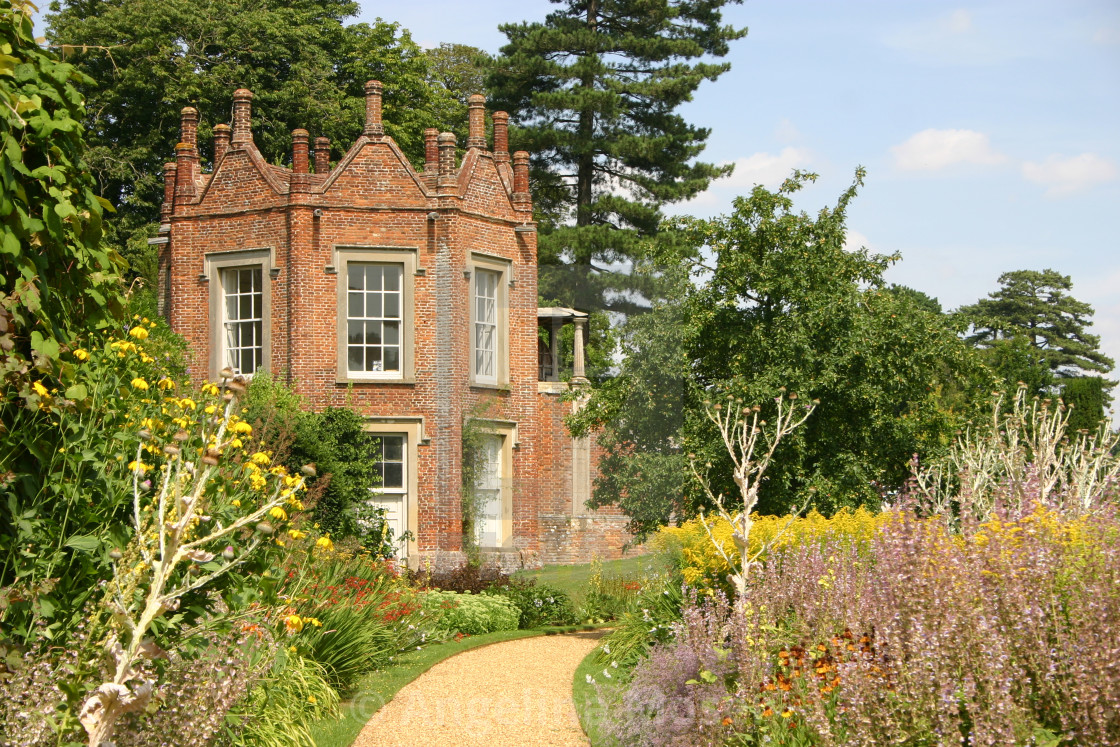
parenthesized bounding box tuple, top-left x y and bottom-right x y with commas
(911, 385, 1120, 523)
(689, 390, 816, 596)
(79, 364, 313, 747)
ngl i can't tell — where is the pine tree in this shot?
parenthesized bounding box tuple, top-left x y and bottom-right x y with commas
(488, 0, 746, 314)
(958, 269, 1114, 378)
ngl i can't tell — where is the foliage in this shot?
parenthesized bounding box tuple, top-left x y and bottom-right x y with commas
(1061, 374, 1110, 433)
(0, 318, 189, 647)
(243, 374, 394, 556)
(657, 507, 893, 595)
(459, 406, 497, 564)
(77, 365, 310, 745)
(229, 651, 340, 747)
(273, 544, 427, 692)
(575, 172, 991, 531)
(0, 0, 124, 402)
(909, 385, 1120, 525)
(578, 555, 645, 623)
(410, 560, 513, 594)
(490, 581, 578, 629)
(596, 571, 684, 667)
(604, 508, 1120, 746)
(424, 42, 490, 142)
(421, 590, 520, 636)
(0, 623, 267, 746)
(958, 268, 1115, 378)
(45, 0, 461, 284)
(487, 0, 746, 316)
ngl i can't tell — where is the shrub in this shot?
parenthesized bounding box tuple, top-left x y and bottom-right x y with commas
(409, 562, 513, 594)
(656, 507, 893, 594)
(579, 556, 645, 622)
(607, 508, 1120, 746)
(421, 591, 520, 635)
(491, 581, 578, 629)
(274, 542, 428, 692)
(597, 572, 684, 667)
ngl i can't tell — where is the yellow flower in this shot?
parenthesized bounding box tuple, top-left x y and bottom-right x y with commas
(73, 348, 90, 361)
(251, 452, 271, 466)
(128, 326, 149, 340)
(284, 614, 303, 633)
(157, 378, 176, 391)
(315, 536, 334, 551)
(178, 397, 197, 410)
(231, 499, 241, 507)
(127, 460, 152, 473)
(31, 381, 49, 397)
(307, 695, 317, 705)
(269, 506, 288, 522)
(232, 421, 253, 435)
(201, 382, 219, 396)
(131, 378, 149, 391)
(302, 616, 322, 627)
(205, 405, 217, 415)
(230, 438, 243, 449)
(288, 529, 308, 540)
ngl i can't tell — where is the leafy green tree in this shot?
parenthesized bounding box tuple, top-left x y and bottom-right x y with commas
(488, 0, 746, 316)
(45, 0, 457, 285)
(1, 0, 122, 399)
(957, 269, 1115, 378)
(574, 172, 992, 532)
(1061, 376, 1109, 434)
(425, 42, 491, 140)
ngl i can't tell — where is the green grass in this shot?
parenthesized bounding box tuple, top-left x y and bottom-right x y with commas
(512, 554, 660, 605)
(573, 640, 625, 747)
(308, 624, 609, 747)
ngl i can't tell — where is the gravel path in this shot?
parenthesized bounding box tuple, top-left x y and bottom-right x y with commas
(351, 630, 606, 747)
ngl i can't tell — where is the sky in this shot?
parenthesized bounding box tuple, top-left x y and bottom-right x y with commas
(355, 0, 1120, 419)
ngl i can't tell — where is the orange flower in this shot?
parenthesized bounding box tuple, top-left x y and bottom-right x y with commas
(762, 707, 774, 717)
(721, 717, 733, 726)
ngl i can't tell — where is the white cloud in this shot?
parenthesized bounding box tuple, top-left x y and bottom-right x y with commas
(946, 9, 973, 34)
(1093, 26, 1120, 45)
(722, 147, 812, 190)
(890, 129, 1005, 171)
(1021, 153, 1118, 197)
(844, 229, 872, 254)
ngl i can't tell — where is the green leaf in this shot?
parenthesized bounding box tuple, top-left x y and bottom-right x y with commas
(64, 535, 100, 553)
(64, 383, 88, 400)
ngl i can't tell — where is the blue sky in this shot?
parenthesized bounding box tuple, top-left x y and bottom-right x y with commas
(361, 0, 1120, 411)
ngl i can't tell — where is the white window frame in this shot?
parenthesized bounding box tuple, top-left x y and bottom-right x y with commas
(364, 419, 424, 562)
(469, 253, 510, 387)
(206, 249, 271, 381)
(335, 247, 416, 383)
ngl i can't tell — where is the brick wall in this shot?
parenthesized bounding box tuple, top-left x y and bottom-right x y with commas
(162, 83, 638, 570)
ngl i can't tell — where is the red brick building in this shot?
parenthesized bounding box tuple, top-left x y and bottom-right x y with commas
(156, 83, 633, 570)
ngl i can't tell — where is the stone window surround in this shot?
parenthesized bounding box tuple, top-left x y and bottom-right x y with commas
(466, 252, 512, 389)
(472, 418, 518, 551)
(363, 416, 427, 564)
(203, 248, 274, 381)
(333, 246, 419, 384)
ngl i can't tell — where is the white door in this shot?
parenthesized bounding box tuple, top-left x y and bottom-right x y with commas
(370, 434, 408, 557)
(475, 435, 504, 547)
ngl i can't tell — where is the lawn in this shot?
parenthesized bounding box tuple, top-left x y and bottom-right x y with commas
(512, 553, 663, 605)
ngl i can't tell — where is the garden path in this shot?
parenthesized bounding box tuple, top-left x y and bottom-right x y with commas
(351, 630, 605, 747)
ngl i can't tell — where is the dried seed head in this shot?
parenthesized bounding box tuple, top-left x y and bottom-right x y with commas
(222, 546, 236, 561)
(109, 548, 123, 561)
(163, 445, 181, 457)
(301, 463, 317, 477)
(255, 521, 275, 536)
(220, 367, 234, 380)
(173, 430, 189, 442)
(138, 429, 152, 440)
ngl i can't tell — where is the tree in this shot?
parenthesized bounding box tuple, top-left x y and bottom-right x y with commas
(425, 42, 491, 139)
(574, 172, 992, 532)
(45, 0, 458, 284)
(488, 0, 746, 315)
(1061, 376, 1109, 434)
(957, 269, 1115, 378)
(0, 0, 122, 402)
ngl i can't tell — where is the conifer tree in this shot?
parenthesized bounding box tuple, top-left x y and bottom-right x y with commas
(488, 0, 746, 314)
(958, 269, 1114, 378)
